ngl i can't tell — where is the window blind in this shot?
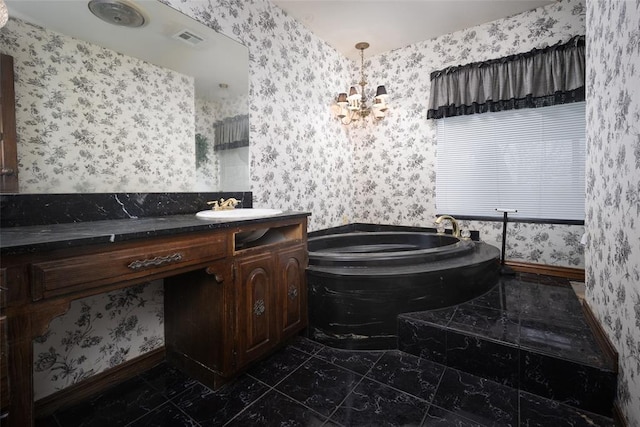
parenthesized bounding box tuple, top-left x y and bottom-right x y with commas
(436, 102, 586, 221)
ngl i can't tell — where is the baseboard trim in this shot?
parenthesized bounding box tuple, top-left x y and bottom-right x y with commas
(504, 261, 585, 281)
(581, 301, 618, 373)
(35, 347, 165, 417)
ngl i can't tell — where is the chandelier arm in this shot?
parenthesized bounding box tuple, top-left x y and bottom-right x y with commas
(341, 109, 354, 125)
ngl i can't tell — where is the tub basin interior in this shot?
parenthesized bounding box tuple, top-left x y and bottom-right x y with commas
(308, 232, 474, 267)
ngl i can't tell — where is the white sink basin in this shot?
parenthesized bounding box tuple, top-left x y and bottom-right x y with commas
(196, 208, 283, 220)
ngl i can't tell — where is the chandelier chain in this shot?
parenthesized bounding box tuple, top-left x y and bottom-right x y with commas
(360, 46, 367, 88)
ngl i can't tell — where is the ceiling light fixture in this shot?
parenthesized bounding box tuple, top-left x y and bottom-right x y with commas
(335, 42, 389, 125)
(88, 0, 146, 28)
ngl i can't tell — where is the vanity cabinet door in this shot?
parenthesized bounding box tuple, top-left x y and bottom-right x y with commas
(276, 245, 308, 341)
(234, 252, 277, 369)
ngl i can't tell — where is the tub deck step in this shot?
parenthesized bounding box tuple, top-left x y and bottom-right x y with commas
(397, 273, 617, 418)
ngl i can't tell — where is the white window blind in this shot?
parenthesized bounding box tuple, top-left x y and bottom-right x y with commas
(436, 102, 586, 221)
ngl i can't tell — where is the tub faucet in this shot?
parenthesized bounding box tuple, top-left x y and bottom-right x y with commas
(435, 215, 460, 238)
(207, 198, 239, 211)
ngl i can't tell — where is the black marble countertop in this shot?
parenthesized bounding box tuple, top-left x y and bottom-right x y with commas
(0, 211, 310, 255)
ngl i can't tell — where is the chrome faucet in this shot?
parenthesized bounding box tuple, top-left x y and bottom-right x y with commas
(435, 215, 460, 238)
(207, 198, 239, 211)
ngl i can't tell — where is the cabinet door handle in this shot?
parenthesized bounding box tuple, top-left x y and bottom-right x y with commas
(253, 299, 266, 316)
(127, 253, 183, 270)
(288, 285, 298, 300)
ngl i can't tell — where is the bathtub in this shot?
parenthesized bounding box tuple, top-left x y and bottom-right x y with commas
(307, 228, 500, 350)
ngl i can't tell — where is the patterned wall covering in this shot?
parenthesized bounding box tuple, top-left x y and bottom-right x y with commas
(28, 0, 352, 399)
(349, 0, 587, 268)
(162, 0, 355, 232)
(23, 0, 602, 400)
(214, 93, 251, 191)
(0, 18, 196, 193)
(33, 281, 164, 400)
(195, 93, 250, 191)
(194, 97, 219, 191)
(585, 1, 640, 425)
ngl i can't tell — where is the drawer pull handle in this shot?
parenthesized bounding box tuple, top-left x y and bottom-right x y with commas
(127, 253, 183, 270)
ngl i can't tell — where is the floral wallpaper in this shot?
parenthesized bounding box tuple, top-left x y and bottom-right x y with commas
(195, 93, 250, 191)
(214, 93, 251, 191)
(194, 97, 219, 191)
(33, 281, 164, 400)
(26, 0, 353, 399)
(20, 0, 607, 402)
(163, 0, 354, 231)
(348, 0, 587, 268)
(0, 18, 196, 193)
(461, 220, 585, 267)
(585, 0, 640, 425)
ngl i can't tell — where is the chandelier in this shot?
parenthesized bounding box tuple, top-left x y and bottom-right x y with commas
(335, 42, 389, 125)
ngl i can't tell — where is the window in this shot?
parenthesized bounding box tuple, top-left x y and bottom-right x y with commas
(436, 102, 585, 222)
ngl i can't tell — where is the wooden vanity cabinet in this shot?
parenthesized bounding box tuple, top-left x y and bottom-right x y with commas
(0, 214, 308, 426)
(164, 217, 309, 389)
(233, 243, 308, 371)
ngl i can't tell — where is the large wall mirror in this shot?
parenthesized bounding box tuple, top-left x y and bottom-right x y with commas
(1, 0, 249, 193)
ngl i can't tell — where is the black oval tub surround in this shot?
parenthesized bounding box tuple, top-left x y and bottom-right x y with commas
(307, 232, 501, 350)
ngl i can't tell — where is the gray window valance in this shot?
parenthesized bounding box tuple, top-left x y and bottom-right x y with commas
(214, 114, 249, 151)
(427, 35, 585, 119)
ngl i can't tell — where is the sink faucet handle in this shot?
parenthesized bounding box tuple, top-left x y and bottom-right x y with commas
(206, 199, 221, 210)
(207, 198, 239, 211)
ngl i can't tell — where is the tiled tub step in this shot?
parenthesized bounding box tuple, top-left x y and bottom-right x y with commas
(397, 275, 617, 417)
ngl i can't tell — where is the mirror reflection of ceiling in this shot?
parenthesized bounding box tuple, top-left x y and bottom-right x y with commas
(273, 0, 555, 60)
(6, 0, 248, 103)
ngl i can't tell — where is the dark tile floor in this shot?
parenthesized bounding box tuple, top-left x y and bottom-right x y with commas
(397, 273, 618, 418)
(37, 274, 616, 426)
(39, 337, 615, 427)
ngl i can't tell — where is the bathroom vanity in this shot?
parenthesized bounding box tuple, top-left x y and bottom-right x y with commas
(0, 209, 309, 426)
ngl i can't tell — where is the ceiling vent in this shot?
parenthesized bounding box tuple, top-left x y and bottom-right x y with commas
(172, 29, 205, 46)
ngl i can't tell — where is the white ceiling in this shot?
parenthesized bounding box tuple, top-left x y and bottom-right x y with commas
(272, 0, 555, 60)
(6, 0, 556, 99)
(5, 0, 249, 102)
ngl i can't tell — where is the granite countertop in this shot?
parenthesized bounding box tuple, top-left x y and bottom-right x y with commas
(0, 211, 310, 255)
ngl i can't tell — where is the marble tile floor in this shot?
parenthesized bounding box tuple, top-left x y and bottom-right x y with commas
(38, 335, 615, 427)
(397, 273, 617, 418)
